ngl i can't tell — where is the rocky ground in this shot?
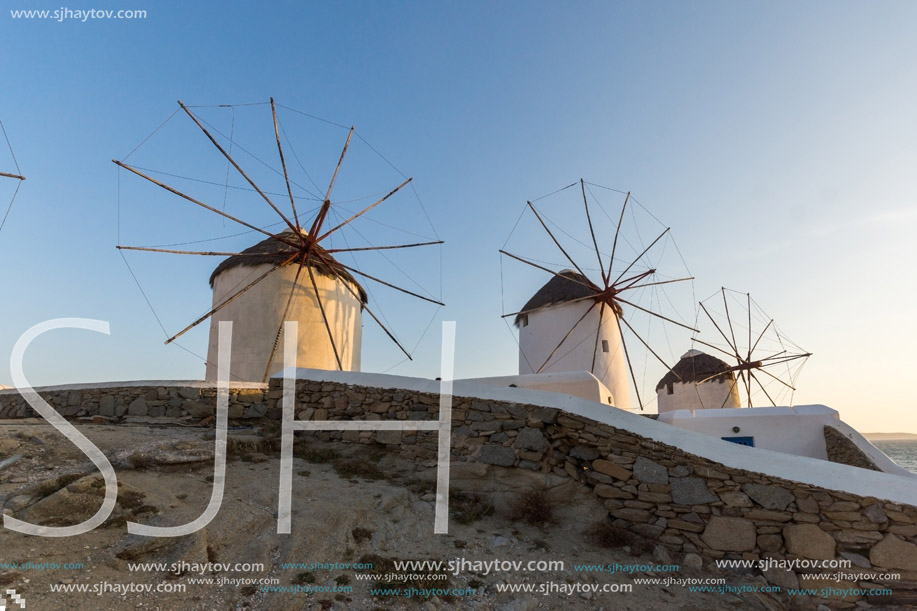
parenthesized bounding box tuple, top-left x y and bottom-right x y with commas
(1, 419, 822, 610)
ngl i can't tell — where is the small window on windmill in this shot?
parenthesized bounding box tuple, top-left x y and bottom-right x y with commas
(601, 339, 609, 352)
(520, 314, 528, 327)
(666, 382, 674, 395)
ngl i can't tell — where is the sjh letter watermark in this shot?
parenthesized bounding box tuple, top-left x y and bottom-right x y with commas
(3, 318, 457, 538)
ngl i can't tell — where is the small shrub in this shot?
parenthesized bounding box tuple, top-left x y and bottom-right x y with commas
(451, 491, 494, 525)
(292, 572, 316, 585)
(510, 490, 555, 527)
(586, 521, 653, 555)
(335, 574, 351, 585)
(351, 527, 373, 543)
(406, 478, 436, 495)
(332, 458, 384, 480)
(294, 445, 340, 464)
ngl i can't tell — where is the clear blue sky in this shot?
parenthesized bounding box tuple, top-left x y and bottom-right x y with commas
(1, 1, 915, 433)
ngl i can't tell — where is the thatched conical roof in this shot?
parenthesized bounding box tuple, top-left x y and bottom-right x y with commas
(209, 231, 367, 304)
(515, 270, 618, 326)
(656, 350, 734, 391)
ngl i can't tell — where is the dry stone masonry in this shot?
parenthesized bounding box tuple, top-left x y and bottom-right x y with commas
(1, 379, 915, 607)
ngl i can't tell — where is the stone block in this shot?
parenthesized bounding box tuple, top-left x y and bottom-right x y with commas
(870, 534, 917, 571)
(742, 483, 794, 511)
(478, 444, 515, 467)
(633, 457, 669, 484)
(702, 517, 756, 551)
(513, 427, 548, 452)
(592, 459, 631, 481)
(127, 398, 148, 416)
(670, 477, 717, 506)
(783, 524, 836, 560)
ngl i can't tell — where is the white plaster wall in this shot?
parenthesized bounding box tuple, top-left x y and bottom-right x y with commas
(657, 378, 741, 413)
(658, 405, 837, 459)
(283, 368, 917, 505)
(462, 371, 624, 409)
(205, 263, 362, 382)
(518, 300, 632, 411)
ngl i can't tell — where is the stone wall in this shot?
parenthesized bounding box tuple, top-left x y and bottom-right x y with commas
(2, 378, 916, 607)
(0, 383, 271, 421)
(825, 425, 881, 472)
(287, 379, 917, 608)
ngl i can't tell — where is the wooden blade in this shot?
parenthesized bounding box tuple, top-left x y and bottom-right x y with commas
(749, 319, 774, 357)
(619, 276, 694, 292)
(614, 313, 643, 411)
(743, 370, 752, 407)
(535, 301, 597, 373)
(758, 353, 811, 367)
(527, 201, 591, 281)
(747, 292, 752, 362)
(615, 269, 656, 291)
(590, 300, 607, 373)
(165, 252, 298, 344)
(270, 97, 301, 229)
(113, 160, 301, 249)
(317, 177, 413, 241)
(334, 261, 444, 306)
(748, 369, 778, 407)
(611, 227, 669, 287)
(324, 240, 443, 254)
(177, 101, 300, 238)
(695, 370, 733, 386)
(318, 259, 413, 361)
(308, 200, 332, 239)
(722, 289, 741, 363)
(0, 171, 25, 181)
(499, 250, 598, 291)
(117, 246, 256, 257)
(618, 314, 680, 380)
(717, 376, 740, 409)
(756, 366, 797, 391)
(323, 127, 354, 204)
(261, 252, 309, 382)
(690, 337, 742, 361)
(306, 264, 343, 370)
(608, 191, 629, 280)
(699, 302, 741, 359)
(581, 179, 606, 286)
(616, 297, 699, 332)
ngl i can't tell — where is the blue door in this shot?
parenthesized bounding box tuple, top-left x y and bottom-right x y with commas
(722, 436, 754, 447)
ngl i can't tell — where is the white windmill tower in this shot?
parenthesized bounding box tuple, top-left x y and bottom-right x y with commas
(501, 180, 697, 411)
(514, 270, 633, 410)
(114, 99, 443, 382)
(687, 288, 812, 408)
(655, 349, 741, 413)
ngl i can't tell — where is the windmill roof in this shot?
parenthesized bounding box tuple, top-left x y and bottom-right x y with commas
(655, 351, 734, 390)
(514, 270, 601, 326)
(209, 231, 367, 304)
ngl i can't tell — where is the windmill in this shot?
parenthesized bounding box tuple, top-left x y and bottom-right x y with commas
(500, 179, 697, 411)
(691, 288, 811, 408)
(114, 99, 443, 382)
(0, 119, 25, 234)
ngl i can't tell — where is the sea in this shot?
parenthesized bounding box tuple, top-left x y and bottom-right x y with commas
(873, 440, 917, 474)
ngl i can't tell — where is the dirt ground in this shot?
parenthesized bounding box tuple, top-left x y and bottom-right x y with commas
(1, 419, 809, 610)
